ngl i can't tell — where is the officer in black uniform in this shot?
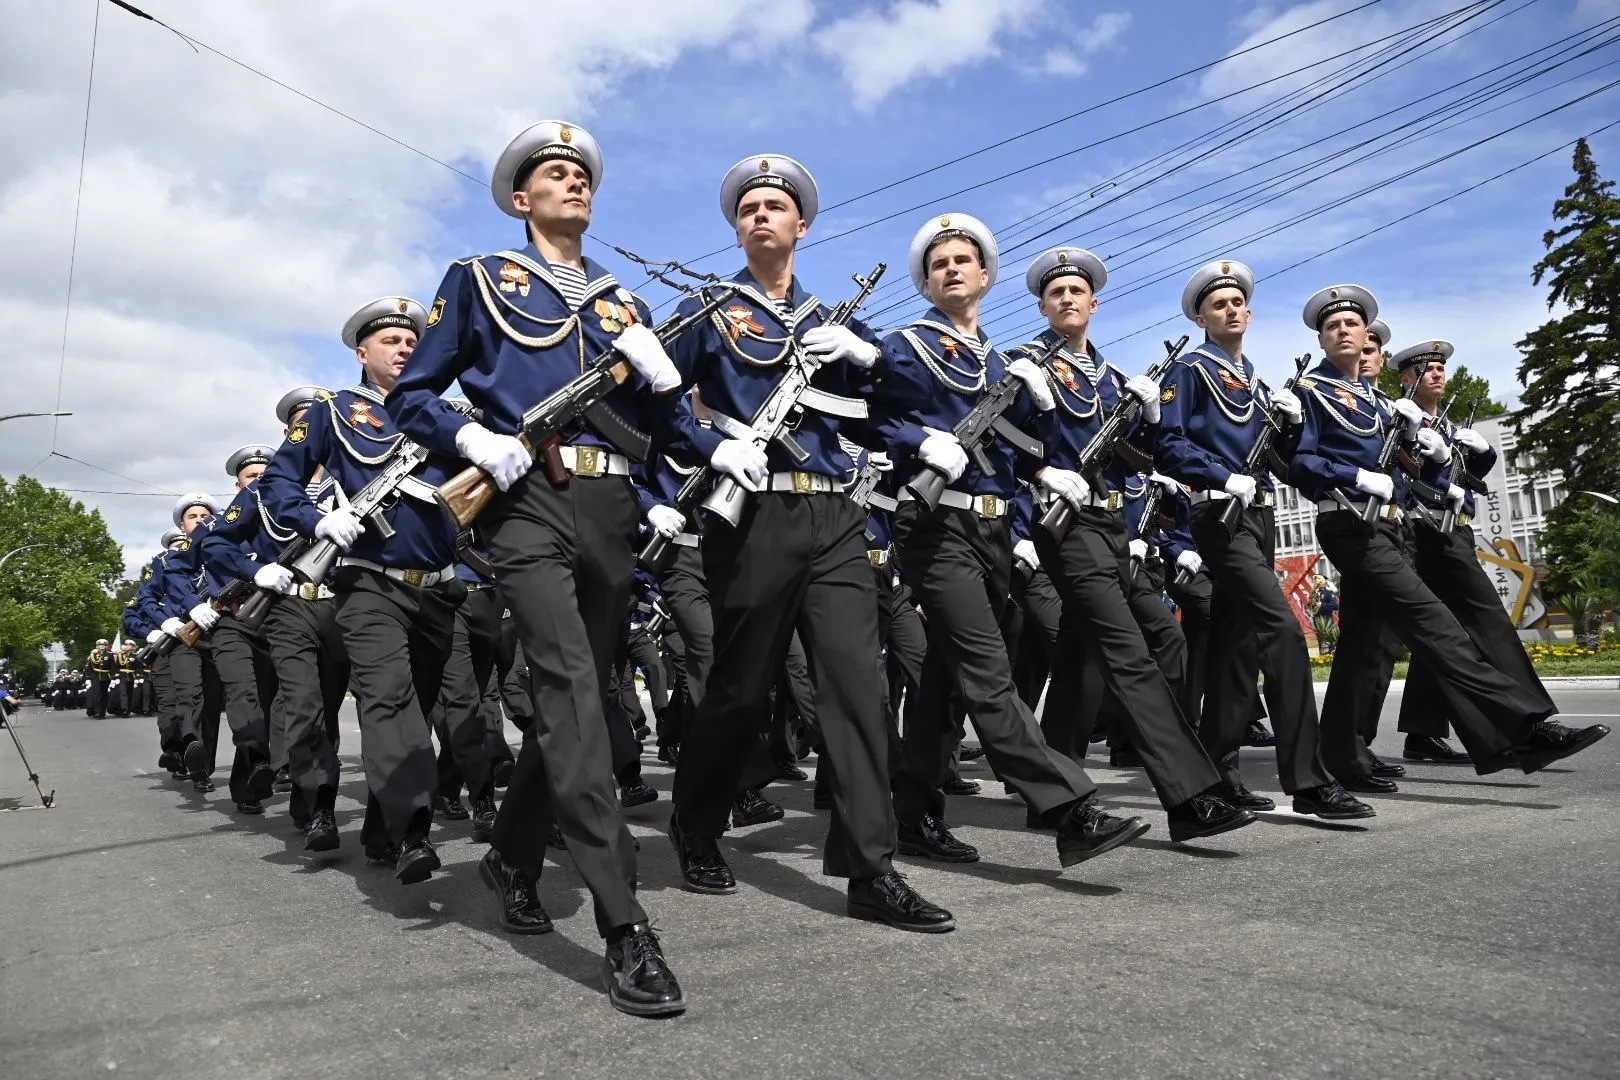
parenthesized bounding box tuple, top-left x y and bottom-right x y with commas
(85, 640, 114, 718)
(388, 121, 684, 1016)
(262, 296, 465, 883)
(659, 155, 952, 934)
(1291, 284, 1607, 777)
(1155, 260, 1370, 820)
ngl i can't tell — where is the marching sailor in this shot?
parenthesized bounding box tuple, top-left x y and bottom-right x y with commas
(1154, 261, 1368, 819)
(387, 121, 685, 1016)
(261, 296, 465, 882)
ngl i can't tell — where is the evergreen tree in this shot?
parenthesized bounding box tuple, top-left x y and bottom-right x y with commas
(1515, 138, 1620, 493)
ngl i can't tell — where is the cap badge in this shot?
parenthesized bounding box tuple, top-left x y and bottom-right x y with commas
(759, 158, 771, 172)
(396, 300, 409, 314)
(1057, 252, 1069, 264)
(939, 215, 951, 228)
(1330, 289, 1340, 299)
(1220, 261, 1230, 273)
(560, 126, 573, 144)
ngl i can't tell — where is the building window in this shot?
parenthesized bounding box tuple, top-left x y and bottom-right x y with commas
(1510, 492, 1522, 519)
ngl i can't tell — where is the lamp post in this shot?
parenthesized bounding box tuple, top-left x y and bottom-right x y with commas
(1574, 490, 1619, 506)
(0, 544, 48, 575)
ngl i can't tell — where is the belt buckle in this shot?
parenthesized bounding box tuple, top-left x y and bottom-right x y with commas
(574, 446, 602, 477)
(1458, 513, 1471, 527)
(792, 471, 814, 495)
(1105, 491, 1122, 512)
(299, 583, 317, 601)
(977, 494, 1003, 518)
(867, 550, 884, 566)
(402, 569, 425, 587)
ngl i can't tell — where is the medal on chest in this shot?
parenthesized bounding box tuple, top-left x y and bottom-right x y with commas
(347, 400, 385, 430)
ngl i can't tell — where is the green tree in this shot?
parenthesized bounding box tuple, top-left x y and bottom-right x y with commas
(1376, 361, 1507, 419)
(0, 475, 126, 669)
(1515, 138, 1620, 494)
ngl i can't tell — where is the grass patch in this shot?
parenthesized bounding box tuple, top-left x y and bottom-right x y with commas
(1310, 644, 1620, 680)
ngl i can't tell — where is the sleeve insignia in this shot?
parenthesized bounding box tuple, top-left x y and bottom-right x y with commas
(1160, 385, 1176, 403)
(497, 261, 531, 297)
(141, 567, 152, 581)
(288, 422, 308, 444)
(177, 539, 190, 551)
(427, 297, 445, 327)
(225, 505, 241, 523)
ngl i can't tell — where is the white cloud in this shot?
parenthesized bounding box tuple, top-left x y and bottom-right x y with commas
(814, 0, 1043, 110)
(0, 0, 814, 576)
(1035, 11, 1133, 79)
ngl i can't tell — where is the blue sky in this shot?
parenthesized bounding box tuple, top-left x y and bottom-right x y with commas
(4, 0, 1618, 567)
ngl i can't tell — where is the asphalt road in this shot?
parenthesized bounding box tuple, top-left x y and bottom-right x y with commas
(2, 686, 1617, 1080)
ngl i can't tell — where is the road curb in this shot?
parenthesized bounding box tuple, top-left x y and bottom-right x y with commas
(1321, 675, 1620, 693)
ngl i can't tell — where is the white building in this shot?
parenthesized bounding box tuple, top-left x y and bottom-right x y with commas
(1270, 415, 1565, 628)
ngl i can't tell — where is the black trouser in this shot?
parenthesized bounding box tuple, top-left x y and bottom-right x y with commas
(894, 501, 1096, 823)
(657, 544, 712, 753)
(333, 566, 463, 847)
(1166, 569, 1212, 726)
(877, 563, 925, 765)
(1031, 505, 1219, 809)
(151, 653, 180, 752)
(1399, 523, 1557, 737)
(1125, 557, 1190, 719)
(1012, 566, 1062, 714)
(86, 674, 110, 717)
(486, 472, 645, 939)
(168, 643, 223, 772)
(431, 584, 500, 802)
(1316, 511, 1554, 767)
(676, 491, 894, 881)
(265, 594, 349, 824)
(209, 617, 278, 804)
(497, 624, 535, 738)
(112, 673, 134, 716)
(1192, 502, 1334, 794)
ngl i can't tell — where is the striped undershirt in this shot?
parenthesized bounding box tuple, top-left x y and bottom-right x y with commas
(549, 262, 591, 310)
(773, 296, 795, 330)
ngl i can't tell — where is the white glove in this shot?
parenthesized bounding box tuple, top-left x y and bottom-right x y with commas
(1124, 374, 1162, 424)
(188, 603, 219, 632)
(254, 563, 296, 594)
(801, 325, 878, 369)
(1392, 397, 1425, 434)
(1415, 427, 1452, 465)
(456, 422, 532, 492)
(869, 450, 893, 472)
(145, 629, 166, 645)
(1128, 539, 1149, 561)
(646, 504, 685, 539)
(1176, 549, 1204, 575)
(1223, 472, 1257, 508)
(1447, 483, 1467, 510)
(1013, 538, 1040, 570)
(1453, 426, 1489, 454)
(1270, 387, 1303, 424)
(1006, 357, 1056, 412)
(918, 428, 968, 483)
(1039, 467, 1089, 510)
(314, 508, 363, 550)
(1354, 468, 1394, 501)
(1149, 471, 1180, 497)
(710, 439, 768, 493)
(614, 322, 681, 393)
(160, 617, 185, 638)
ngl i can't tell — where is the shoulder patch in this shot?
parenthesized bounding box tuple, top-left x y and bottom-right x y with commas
(427, 297, 445, 326)
(1297, 378, 1316, 390)
(141, 567, 152, 581)
(288, 422, 308, 444)
(224, 505, 241, 523)
(177, 539, 190, 551)
(1160, 385, 1176, 403)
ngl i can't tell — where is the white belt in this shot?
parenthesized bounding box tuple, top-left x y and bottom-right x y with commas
(1316, 499, 1404, 523)
(1190, 489, 1275, 508)
(671, 533, 700, 549)
(1038, 488, 1121, 512)
(763, 471, 839, 494)
(900, 488, 1010, 518)
(337, 558, 458, 587)
(295, 583, 334, 601)
(558, 445, 630, 478)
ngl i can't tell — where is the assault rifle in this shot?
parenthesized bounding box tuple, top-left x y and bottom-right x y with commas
(1039, 335, 1188, 542)
(902, 336, 1061, 508)
(1440, 400, 1484, 533)
(289, 442, 431, 585)
(1127, 479, 1177, 584)
(143, 577, 256, 661)
(638, 263, 886, 572)
(1217, 352, 1311, 538)
(436, 284, 739, 528)
(1357, 361, 1428, 524)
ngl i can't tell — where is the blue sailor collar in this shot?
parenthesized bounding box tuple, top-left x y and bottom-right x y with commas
(1297, 359, 1382, 432)
(1022, 326, 1111, 418)
(724, 266, 823, 333)
(899, 306, 993, 395)
(325, 383, 409, 464)
(498, 243, 622, 311)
